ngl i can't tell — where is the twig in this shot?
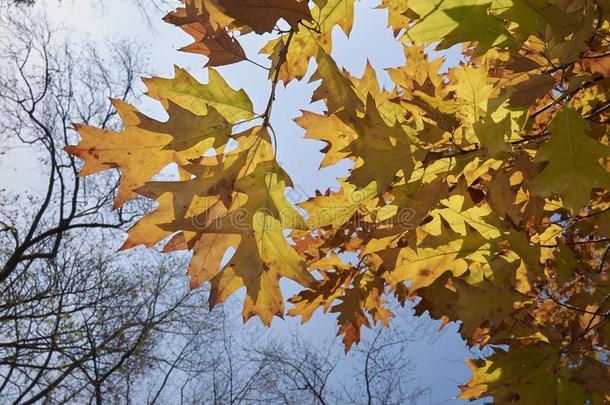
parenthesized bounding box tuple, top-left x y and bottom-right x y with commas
(261, 30, 294, 128)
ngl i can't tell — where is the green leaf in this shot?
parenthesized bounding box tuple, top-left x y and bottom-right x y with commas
(403, 0, 514, 53)
(533, 105, 610, 210)
(144, 66, 254, 123)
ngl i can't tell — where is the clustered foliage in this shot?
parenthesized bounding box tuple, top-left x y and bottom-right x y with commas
(66, 0, 610, 401)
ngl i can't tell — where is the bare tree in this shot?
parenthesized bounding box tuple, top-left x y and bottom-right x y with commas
(173, 319, 429, 405)
(6, 0, 177, 22)
(346, 328, 429, 405)
(0, 6, 224, 403)
(0, 8, 142, 283)
(246, 327, 428, 405)
(136, 308, 429, 405)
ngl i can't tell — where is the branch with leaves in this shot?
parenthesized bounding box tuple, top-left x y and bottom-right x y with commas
(63, 0, 610, 402)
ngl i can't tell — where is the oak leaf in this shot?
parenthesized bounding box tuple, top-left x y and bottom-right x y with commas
(143, 66, 254, 123)
(260, 0, 355, 82)
(164, 0, 247, 67)
(532, 105, 610, 210)
(344, 95, 414, 193)
(216, 0, 312, 34)
(310, 47, 363, 115)
(403, 0, 514, 53)
(65, 99, 229, 208)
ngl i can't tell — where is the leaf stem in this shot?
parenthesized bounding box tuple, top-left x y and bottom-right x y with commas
(261, 29, 294, 128)
(244, 57, 271, 71)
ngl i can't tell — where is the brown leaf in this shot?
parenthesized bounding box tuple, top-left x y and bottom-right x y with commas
(180, 23, 247, 67)
(509, 74, 556, 106)
(216, 0, 312, 34)
(164, 1, 247, 66)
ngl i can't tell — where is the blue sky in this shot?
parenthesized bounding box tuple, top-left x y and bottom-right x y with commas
(35, 0, 481, 402)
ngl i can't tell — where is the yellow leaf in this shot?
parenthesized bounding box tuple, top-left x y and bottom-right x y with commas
(66, 99, 227, 208)
(448, 63, 495, 123)
(301, 180, 378, 229)
(310, 47, 363, 114)
(295, 110, 357, 168)
(346, 95, 414, 193)
(260, 0, 355, 82)
(143, 66, 254, 123)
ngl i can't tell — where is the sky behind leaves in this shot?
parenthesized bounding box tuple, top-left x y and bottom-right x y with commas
(5, 0, 480, 402)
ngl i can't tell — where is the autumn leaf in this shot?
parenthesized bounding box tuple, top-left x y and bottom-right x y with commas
(300, 180, 377, 229)
(344, 95, 414, 193)
(260, 0, 355, 82)
(533, 105, 610, 210)
(295, 110, 357, 168)
(143, 66, 254, 122)
(216, 0, 312, 34)
(402, 0, 514, 53)
(310, 47, 363, 115)
(65, 99, 230, 208)
(415, 273, 529, 346)
(508, 74, 556, 106)
(164, 0, 247, 67)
